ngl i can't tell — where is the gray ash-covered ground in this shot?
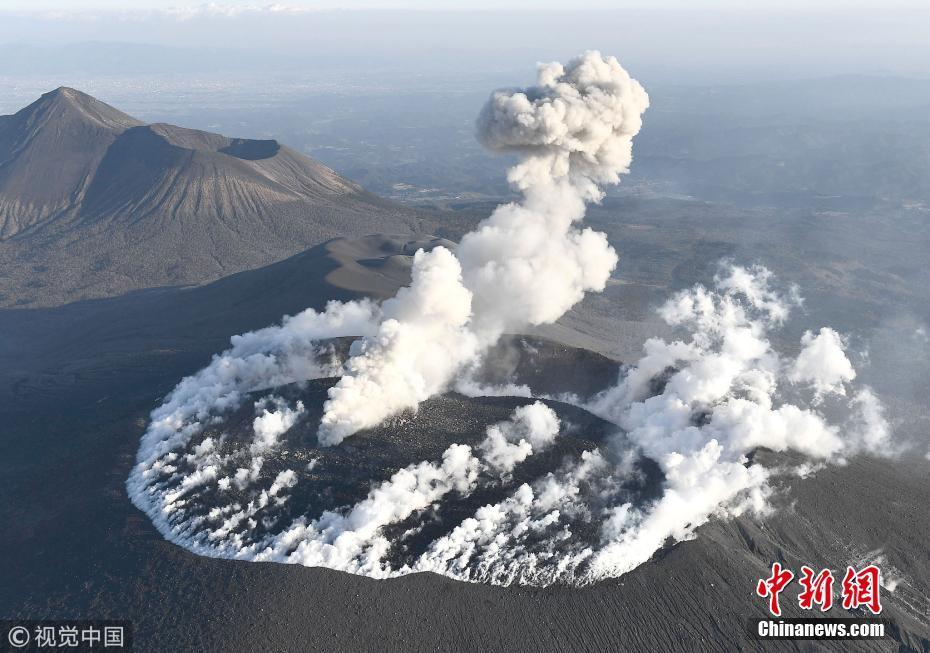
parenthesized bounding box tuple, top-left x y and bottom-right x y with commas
(2, 230, 928, 651)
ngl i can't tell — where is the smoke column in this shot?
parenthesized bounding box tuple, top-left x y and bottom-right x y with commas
(127, 53, 894, 588)
(318, 51, 648, 443)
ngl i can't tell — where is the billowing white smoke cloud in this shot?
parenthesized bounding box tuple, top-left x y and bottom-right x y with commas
(318, 51, 647, 442)
(404, 266, 895, 585)
(129, 51, 650, 576)
(252, 396, 305, 454)
(458, 53, 647, 338)
(480, 401, 561, 475)
(135, 400, 566, 577)
(848, 387, 892, 453)
(788, 327, 856, 400)
(129, 262, 894, 586)
(128, 53, 896, 589)
(476, 54, 648, 195)
(130, 298, 377, 484)
(130, 51, 648, 490)
(251, 405, 561, 577)
(318, 247, 478, 445)
(584, 266, 892, 578)
(252, 443, 483, 576)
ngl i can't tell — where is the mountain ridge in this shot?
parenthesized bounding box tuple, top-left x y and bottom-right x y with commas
(0, 87, 143, 238)
(0, 88, 429, 307)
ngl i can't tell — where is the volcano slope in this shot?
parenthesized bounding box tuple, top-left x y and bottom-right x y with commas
(1, 234, 928, 652)
(0, 88, 431, 307)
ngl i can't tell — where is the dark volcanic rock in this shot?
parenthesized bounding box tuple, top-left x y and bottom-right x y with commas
(1, 304, 928, 650)
(177, 379, 658, 569)
(477, 335, 622, 400)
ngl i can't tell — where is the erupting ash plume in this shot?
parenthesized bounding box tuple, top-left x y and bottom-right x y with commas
(318, 247, 477, 445)
(319, 52, 647, 442)
(128, 53, 895, 588)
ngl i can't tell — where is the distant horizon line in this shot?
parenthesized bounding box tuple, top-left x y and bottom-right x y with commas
(5, 5, 930, 19)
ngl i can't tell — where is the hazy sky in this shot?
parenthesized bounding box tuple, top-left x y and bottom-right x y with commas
(1, 1, 929, 85)
(3, 0, 929, 11)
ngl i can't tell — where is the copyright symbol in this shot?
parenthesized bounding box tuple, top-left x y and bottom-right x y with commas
(7, 625, 30, 648)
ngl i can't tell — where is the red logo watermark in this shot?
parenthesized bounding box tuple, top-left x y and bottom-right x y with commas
(756, 564, 882, 616)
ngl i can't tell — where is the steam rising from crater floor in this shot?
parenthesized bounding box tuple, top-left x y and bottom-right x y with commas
(317, 51, 648, 444)
(127, 53, 894, 587)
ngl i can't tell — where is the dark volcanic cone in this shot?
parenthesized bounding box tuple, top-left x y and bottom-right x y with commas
(0, 89, 426, 307)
